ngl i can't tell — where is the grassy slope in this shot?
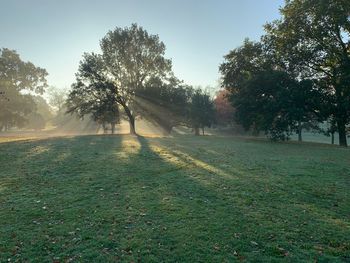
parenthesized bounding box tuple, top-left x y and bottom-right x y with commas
(0, 135, 349, 262)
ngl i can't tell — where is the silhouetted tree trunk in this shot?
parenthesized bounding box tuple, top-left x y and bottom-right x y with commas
(102, 122, 107, 134)
(202, 127, 204, 135)
(331, 132, 335, 145)
(194, 127, 200, 136)
(119, 98, 136, 135)
(337, 120, 347, 147)
(297, 121, 302, 142)
(111, 123, 116, 134)
(129, 116, 136, 135)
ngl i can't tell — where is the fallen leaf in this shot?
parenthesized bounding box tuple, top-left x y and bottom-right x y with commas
(250, 241, 258, 246)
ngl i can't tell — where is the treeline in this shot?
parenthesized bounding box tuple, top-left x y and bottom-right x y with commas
(1, 0, 349, 145)
(220, 0, 350, 146)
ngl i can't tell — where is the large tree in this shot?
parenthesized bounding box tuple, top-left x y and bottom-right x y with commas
(264, 0, 350, 146)
(220, 39, 322, 140)
(0, 48, 48, 131)
(100, 24, 172, 134)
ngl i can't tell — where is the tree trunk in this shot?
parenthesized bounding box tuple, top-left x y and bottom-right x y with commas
(297, 121, 302, 142)
(202, 127, 204, 135)
(111, 123, 116, 134)
(194, 127, 200, 136)
(119, 99, 137, 135)
(331, 132, 335, 145)
(102, 122, 107, 134)
(337, 120, 347, 147)
(129, 116, 136, 135)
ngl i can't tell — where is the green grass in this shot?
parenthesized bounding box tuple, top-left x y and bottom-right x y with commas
(0, 135, 349, 262)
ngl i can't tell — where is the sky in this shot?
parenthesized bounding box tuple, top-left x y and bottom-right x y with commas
(0, 0, 284, 91)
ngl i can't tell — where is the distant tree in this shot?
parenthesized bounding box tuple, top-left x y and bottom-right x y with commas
(66, 53, 120, 134)
(188, 89, 215, 135)
(96, 103, 120, 134)
(46, 87, 70, 128)
(32, 95, 53, 120)
(90, 94, 120, 134)
(47, 87, 67, 113)
(213, 89, 235, 126)
(0, 48, 48, 131)
(0, 94, 36, 131)
(24, 95, 53, 130)
(264, 0, 350, 146)
(323, 116, 338, 145)
(25, 112, 46, 131)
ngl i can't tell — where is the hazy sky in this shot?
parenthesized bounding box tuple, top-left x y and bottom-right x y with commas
(0, 0, 284, 90)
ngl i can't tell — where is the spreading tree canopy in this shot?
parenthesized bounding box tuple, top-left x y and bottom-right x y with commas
(264, 0, 350, 146)
(220, 39, 322, 140)
(68, 24, 177, 135)
(0, 48, 48, 131)
(101, 24, 172, 134)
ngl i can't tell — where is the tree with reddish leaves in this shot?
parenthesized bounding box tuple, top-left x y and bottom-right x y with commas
(214, 89, 235, 126)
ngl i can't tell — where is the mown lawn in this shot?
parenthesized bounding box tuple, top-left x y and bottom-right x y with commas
(0, 135, 349, 262)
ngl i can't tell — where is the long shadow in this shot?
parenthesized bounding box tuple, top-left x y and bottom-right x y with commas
(1, 134, 349, 261)
(135, 135, 350, 261)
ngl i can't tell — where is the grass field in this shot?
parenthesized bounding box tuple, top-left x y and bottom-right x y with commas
(0, 135, 349, 262)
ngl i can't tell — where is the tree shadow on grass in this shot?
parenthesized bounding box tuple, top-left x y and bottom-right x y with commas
(0, 134, 349, 261)
(147, 136, 350, 259)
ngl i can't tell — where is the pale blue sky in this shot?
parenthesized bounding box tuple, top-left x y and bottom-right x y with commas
(0, 0, 284, 90)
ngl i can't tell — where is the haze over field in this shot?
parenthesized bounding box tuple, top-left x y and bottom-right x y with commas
(1, 0, 350, 262)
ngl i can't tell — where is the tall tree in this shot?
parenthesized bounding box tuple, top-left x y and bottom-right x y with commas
(100, 24, 172, 134)
(265, 0, 350, 146)
(220, 40, 322, 140)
